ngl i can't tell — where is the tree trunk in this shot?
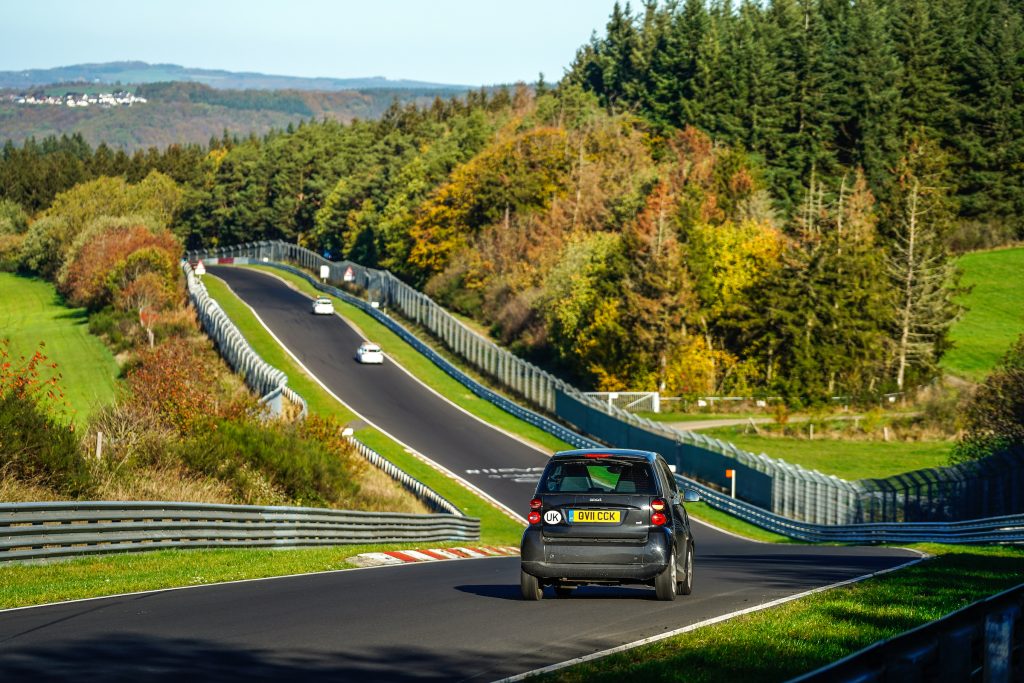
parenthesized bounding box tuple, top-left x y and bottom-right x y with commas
(895, 179, 920, 392)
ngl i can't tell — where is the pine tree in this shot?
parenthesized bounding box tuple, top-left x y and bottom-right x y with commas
(889, 0, 956, 141)
(886, 137, 961, 391)
(831, 0, 903, 203)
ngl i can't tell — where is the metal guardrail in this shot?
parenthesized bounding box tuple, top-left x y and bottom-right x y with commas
(182, 261, 299, 417)
(0, 501, 481, 563)
(186, 242, 1024, 532)
(790, 581, 1024, 682)
(345, 437, 461, 515)
(678, 475, 1024, 544)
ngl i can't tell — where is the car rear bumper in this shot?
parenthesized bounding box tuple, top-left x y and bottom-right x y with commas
(520, 526, 671, 583)
(521, 560, 666, 582)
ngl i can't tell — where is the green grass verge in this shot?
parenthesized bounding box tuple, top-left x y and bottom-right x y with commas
(203, 273, 525, 547)
(536, 544, 1024, 683)
(686, 502, 794, 543)
(0, 272, 119, 421)
(0, 542, 493, 610)
(943, 247, 1024, 381)
(702, 427, 951, 480)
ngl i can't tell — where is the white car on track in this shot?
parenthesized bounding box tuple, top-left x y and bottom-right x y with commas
(311, 297, 335, 315)
(356, 341, 384, 364)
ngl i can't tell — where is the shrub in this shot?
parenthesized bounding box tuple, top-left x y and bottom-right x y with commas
(0, 341, 91, 496)
(951, 334, 1024, 463)
(177, 417, 360, 507)
(87, 307, 140, 353)
(125, 337, 242, 433)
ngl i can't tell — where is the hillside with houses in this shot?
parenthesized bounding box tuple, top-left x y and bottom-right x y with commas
(8, 91, 147, 107)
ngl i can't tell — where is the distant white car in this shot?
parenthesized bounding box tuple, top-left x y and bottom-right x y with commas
(356, 341, 384, 364)
(311, 297, 335, 315)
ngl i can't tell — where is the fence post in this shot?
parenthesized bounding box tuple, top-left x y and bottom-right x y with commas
(984, 605, 1017, 683)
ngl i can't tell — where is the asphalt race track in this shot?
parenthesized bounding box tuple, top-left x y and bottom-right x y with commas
(0, 266, 919, 682)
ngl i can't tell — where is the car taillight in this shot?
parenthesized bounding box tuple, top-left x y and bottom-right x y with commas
(530, 498, 542, 510)
(651, 498, 666, 512)
(528, 511, 542, 525)
(651, 512, 667, 526)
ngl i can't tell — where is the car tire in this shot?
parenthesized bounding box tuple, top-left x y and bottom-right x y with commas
(521, 569, 543, 601)
(654, 548, 677, 601)
(554, 584, 574, 598)
(677, 543, 693, 596)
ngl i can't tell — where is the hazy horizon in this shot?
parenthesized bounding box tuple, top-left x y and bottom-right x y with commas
(1, 0, 617, 86)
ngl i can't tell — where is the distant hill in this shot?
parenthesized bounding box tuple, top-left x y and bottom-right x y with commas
(0, 61, 471, 91)
(0, 80, 473, 151)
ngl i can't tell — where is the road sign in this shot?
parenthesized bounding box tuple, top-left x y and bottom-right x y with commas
(194, 260, 206, 276)
(726, 469, 736, 498)
(319, 265, 330, 281)
(343, 266, 355, 282)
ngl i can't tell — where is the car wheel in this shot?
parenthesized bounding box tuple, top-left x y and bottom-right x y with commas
(521, 569, 543, 601)
(677, 543, 693, 596)
(554, 584, 574, 598)
(654, 548, 677, 601)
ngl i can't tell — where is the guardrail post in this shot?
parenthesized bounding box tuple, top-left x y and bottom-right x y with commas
(938, 623, 976, 682)
(984, 605, 1018, 683)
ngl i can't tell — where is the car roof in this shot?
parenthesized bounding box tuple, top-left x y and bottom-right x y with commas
(550, 448, 660, 464)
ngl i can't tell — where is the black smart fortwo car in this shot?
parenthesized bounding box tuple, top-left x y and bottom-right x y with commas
(520, 449, 699, 601)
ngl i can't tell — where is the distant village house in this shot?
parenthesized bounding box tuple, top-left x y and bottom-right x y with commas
(9, 91, 147, 107)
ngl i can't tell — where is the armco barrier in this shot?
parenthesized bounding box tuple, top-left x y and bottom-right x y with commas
(789, 582, 1024, 682)
(187, 241, 1024, 527)
(0, 502, 480, 563)
(677, 475, 1024, 544)
(183, 261, 294, 416)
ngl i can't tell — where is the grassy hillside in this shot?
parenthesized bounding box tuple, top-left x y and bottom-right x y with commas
(700, 428, 951, 480)
(942, 247, 1024, 381)
(0, 272, 119, 421)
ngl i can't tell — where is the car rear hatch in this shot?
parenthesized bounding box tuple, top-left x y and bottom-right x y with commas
(536, 457, 657, 564)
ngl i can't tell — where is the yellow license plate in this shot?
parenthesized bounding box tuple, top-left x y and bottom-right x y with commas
(569, 509, 620, 523)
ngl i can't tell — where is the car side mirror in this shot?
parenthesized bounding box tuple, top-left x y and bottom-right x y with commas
(683, 490, 700, 503)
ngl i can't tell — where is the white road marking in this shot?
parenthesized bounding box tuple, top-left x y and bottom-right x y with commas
(495, 553, 929, 682)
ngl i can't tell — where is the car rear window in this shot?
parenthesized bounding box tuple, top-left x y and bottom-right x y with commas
(539, 459, 657, 495)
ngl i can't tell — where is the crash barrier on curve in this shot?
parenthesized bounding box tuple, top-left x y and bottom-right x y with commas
(182, 261, 462, 516)
(0, 501, 480, 563)
(183, 261, 300, 418)
(789, 581, 1024, 682)
(187, 241, 1024, 527)
(678, 474, 1024, 544)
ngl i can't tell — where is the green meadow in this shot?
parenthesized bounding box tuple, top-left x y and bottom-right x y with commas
(0, 272, 119, 421)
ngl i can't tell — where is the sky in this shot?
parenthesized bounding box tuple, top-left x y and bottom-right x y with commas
(0, 0, 619, 86)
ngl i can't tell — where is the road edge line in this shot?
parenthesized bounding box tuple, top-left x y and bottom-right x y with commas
(495, 552, 929, 683)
